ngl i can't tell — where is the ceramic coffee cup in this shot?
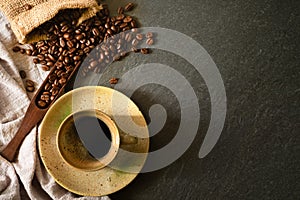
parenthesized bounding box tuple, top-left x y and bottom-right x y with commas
(57, 109, 120, 171)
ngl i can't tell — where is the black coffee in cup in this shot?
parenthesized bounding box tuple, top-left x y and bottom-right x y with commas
(73, 116, 112, 159)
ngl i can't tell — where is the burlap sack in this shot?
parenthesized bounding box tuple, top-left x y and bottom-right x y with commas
(0, 0, 103, 44)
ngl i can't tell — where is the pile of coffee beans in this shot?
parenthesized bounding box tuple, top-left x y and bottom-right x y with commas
(13, 3, 155, 108)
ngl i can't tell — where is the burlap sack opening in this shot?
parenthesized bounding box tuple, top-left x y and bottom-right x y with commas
(0, 0, 103, 44)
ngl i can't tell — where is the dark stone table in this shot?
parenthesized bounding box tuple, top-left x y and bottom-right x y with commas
(85, 0, 299, 199)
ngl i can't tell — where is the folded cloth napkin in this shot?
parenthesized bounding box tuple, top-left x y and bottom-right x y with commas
(0, 11, 110, 200)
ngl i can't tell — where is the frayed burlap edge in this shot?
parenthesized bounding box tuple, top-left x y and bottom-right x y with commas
(1, 0, 103, 44)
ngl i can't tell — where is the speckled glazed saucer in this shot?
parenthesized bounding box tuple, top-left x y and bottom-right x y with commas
(38, 86, 149, 196)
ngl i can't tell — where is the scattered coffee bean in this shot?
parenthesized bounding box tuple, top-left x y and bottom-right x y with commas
(117, 7, 124, 15)
(26, 86, 35, 92)
(141, 48, 150, 54)
(25, 79, 35, 92)
(25, 79, 34, 87)
(146, 32, 153, 38)
(24, 4, 32, 10)
(146, 38, 154, 45)
(109, 78, 119, 84)
(124, 2, 134, 12)
(19, 70, 27, 79)
(33, 58, 39, 64)
(136, 33, 143, 41)
(12, 46, 21, 52)
(132, 38, 139, 46)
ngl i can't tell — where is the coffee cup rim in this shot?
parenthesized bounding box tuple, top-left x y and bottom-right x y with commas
(56, 109, 120, 171)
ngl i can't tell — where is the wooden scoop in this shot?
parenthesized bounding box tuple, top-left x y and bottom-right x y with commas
(1, 62, 82, 162)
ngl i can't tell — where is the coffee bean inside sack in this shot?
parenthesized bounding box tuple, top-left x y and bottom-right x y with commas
(12, 3, 156, 109)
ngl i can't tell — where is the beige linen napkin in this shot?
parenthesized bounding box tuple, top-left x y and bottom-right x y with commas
(0, 11, 110, 200)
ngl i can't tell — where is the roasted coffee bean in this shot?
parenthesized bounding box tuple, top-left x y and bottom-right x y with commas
(64, 57, 70, 64)
(59, 78, 67, 85)
(130, 20, 137, 28)
(61, 25, 69, 33)
(24, 4, 32, 10)
(123, 16, 133, 23)
(41, 94, 50, 101)
(136, 33, 143, 41)
(109, 78, 119, 84)
(69, 48, 76, 54)
(63, 33, 71, 40)
(44, 83, 51, 91)
(85, 40, 91, 47)
(56, 62, 63, 69)
(114, 16, 124, 23)
(26, 86, 34, 92)
(73, 55, 81, 61)
(25, 49, 32, 56)
(41, 65, 50, 71)
(51, 88, 59, 96)
(146, 32, 153, 38)
(20, 49, 25, 54)
(92, 28, 100, 36)
(111, 25, 117, 32)
(32, 50, 38, 56)
(56, 70, 63, 77)
(40, 60, 47, 65)
(59, 38, 66, 47)
(146, 38, 154, 45)
(107, 29, 113, 35)
(83, 47, 91, 54)
(19, 70, 27, 79)
(12, 46, 21, 52)
(48, 54, 55, 61)
(37, 100, 47, 108)
(141, 48, 150, 54)
(49, 74, 57, 82)
(61, 72, 68, 78)
(75, 34, 83, 40)
(124, 2, 134, 11)
(37, 54, 45, 60)
(132, 39, 139, 46)
(120, 26, 128, 32)
(117, 7, 124, 15)
(33, 58, 39, 64)
(67, 40, 74, 48)
(36, 41, 44, 48)
(25, 79, 34, 87)
(53, 79, 59, 86)
(75, 29, 81, 34)
(120, 23, 128, 29)
(46, 61, 54, 67)
(131, 47, 139, 53)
